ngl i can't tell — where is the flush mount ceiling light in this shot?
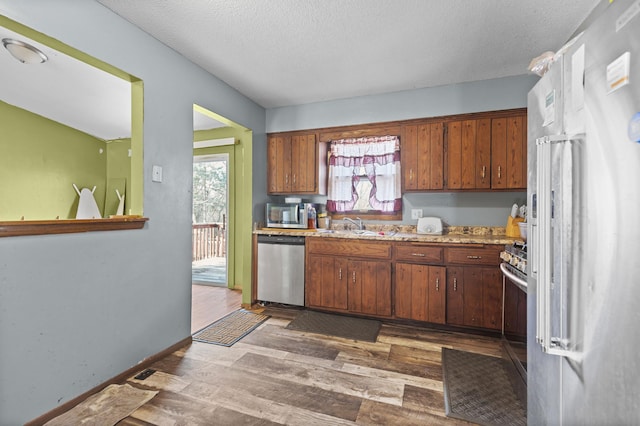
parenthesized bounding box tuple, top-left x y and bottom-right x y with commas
(2, 38, 48, 64)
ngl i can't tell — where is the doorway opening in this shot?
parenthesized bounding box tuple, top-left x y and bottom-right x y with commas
(192, 154, 228, 286)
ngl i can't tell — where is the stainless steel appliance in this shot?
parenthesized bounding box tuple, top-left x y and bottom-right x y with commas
(257, 234, 305, 306)
(265, 202, 311, 229)
(500, 243, 528, 399)
(527, 1, 640, 423)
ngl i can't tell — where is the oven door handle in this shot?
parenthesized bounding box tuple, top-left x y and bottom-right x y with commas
(500, 263, 528, 291)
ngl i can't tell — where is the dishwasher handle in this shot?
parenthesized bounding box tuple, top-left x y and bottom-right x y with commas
(257, 235, 306, 245)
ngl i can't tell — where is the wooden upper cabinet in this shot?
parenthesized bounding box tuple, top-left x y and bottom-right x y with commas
(291, 134, 317, 193)
(402, 122, 444, 191)
(268, 133, 324, 195)
(491, 114, 527, 189)
(447, 119, 491, 190)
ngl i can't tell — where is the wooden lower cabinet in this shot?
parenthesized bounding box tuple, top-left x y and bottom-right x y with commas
(446, 266, 502, 330)
(395, 263, 446, 324)
(306, 254, 348, 310)
(347, 260, 392, 316)
(306, 237, 392, 317)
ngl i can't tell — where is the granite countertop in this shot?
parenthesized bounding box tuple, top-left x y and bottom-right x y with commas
(254, 225, 523, 245)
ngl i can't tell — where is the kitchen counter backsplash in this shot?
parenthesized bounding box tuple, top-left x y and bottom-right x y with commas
(330, 223, 506, 236)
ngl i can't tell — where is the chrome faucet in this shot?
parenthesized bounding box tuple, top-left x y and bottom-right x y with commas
(344, 217, 364, 230)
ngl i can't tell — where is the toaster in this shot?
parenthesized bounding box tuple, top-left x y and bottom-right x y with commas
(417, 217, 443, 235)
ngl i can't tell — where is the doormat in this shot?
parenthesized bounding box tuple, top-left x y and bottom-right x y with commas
(286, 310, 381, 342)
(192, 309, 270, 346)
(441, 348, 526, 426)
(44, 384, 157, 426)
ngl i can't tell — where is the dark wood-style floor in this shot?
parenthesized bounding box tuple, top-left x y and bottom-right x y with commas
(191, 284, 242, 334)
(107, 306, 502, 425)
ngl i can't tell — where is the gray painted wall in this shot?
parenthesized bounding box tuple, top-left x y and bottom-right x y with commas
(0, 1, 265, 424)
(266, 75, 537, 225)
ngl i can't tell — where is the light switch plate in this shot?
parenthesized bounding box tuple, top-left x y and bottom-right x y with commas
(152, 165, 163, 182)
(411, 209, 423, 220)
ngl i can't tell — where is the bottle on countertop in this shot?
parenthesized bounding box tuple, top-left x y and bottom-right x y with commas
(307, 205, 317, 229)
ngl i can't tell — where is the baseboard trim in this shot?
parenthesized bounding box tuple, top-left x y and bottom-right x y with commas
(25, 336, 193, 426)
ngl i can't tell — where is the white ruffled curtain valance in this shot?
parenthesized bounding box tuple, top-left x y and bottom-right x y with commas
(326, 135, 401, 213)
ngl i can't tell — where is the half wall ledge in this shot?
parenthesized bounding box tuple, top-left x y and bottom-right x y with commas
(0, 216, 149, 237)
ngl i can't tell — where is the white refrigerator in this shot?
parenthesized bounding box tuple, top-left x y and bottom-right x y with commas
(527, 0, 640, 423)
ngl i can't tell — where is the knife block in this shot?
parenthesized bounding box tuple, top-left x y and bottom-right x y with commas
(506, 216, 525, 238)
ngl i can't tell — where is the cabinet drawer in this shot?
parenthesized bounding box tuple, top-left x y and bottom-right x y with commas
(445, 246, 502, 266)
(307, 237, 391, 260)
(394, 244, 443, 264)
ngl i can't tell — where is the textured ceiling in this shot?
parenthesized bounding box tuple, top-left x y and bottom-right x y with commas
(97, 0, 599, 108)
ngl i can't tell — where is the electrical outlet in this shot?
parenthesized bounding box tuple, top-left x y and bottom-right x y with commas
(411, 209, 423, 219)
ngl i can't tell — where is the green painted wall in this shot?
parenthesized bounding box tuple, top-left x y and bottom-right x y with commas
(194, 126, 253, 305)
(105, 138, 131, 215)
(0, 101, 107, 220)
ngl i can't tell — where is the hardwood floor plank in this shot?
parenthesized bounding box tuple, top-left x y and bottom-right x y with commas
(240, 326, 342, 360)
(233, 352, 405, 406)
(388, 344, 444, 365)
(335, 351, 443, 381)
(402, 384, 448, 418)
(339, 362, 443, 392)
(131, 390, 279, 426)
(183, 363, 363, 421)
(181, 380, 358, 426)
(355, 399, 469, 426)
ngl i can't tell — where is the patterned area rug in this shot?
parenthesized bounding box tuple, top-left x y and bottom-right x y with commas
(193, 309, 270, 346)
(442, 348, 526, 426)
(286, 310, 381, 342)
(44, 384, 157, 426)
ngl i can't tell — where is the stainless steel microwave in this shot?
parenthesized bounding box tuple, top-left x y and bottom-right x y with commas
(265, 203, 310, 229)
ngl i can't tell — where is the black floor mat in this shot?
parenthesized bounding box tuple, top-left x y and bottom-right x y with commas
(285, 310, 381, 342)
(442, 348, 526, 426)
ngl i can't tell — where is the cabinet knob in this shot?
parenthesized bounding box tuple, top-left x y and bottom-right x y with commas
(352, 271, 356, 283)
(435, 277, 440, 291)
(481, 165, 486, 179)
(453, 277, 458, 291)
(339, 268, 342, 280)
(411, 253, 426, 257)
(498, 165, 502, 179)
(466, 255, 482, 260)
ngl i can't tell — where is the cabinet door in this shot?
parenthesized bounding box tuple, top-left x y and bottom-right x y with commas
(481, 267, 502, 330)
(395, 263, 445, 324)
(491, 114, 526, 189)
(395, 263, 429, 321)
(291, 134, 317, 193)
(447, 121, 463, 189)
(267, 135, 292, 193)
(462, 267, 484, 327)
(448, 119, 487, 189)
(402, 123, 444, 191)
(475, 118, 491, 189)
(306, 255, 348, 310)
(427, 266, 446, 324)
(348, 260, 391, 317)
(446, 267, 464, 326)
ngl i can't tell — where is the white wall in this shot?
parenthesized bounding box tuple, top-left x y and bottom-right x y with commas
(0, 1, 265, 424)
(266, 75, 538, 226)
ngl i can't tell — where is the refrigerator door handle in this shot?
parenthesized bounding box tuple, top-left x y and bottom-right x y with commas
(535, 135, 584, 361)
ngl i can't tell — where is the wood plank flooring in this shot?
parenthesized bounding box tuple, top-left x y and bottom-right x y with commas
(191, 284, 242, 334)
(110, 307, 503, 425)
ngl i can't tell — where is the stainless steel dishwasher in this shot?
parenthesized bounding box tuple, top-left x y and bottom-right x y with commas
(257, 234, 305, 306)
